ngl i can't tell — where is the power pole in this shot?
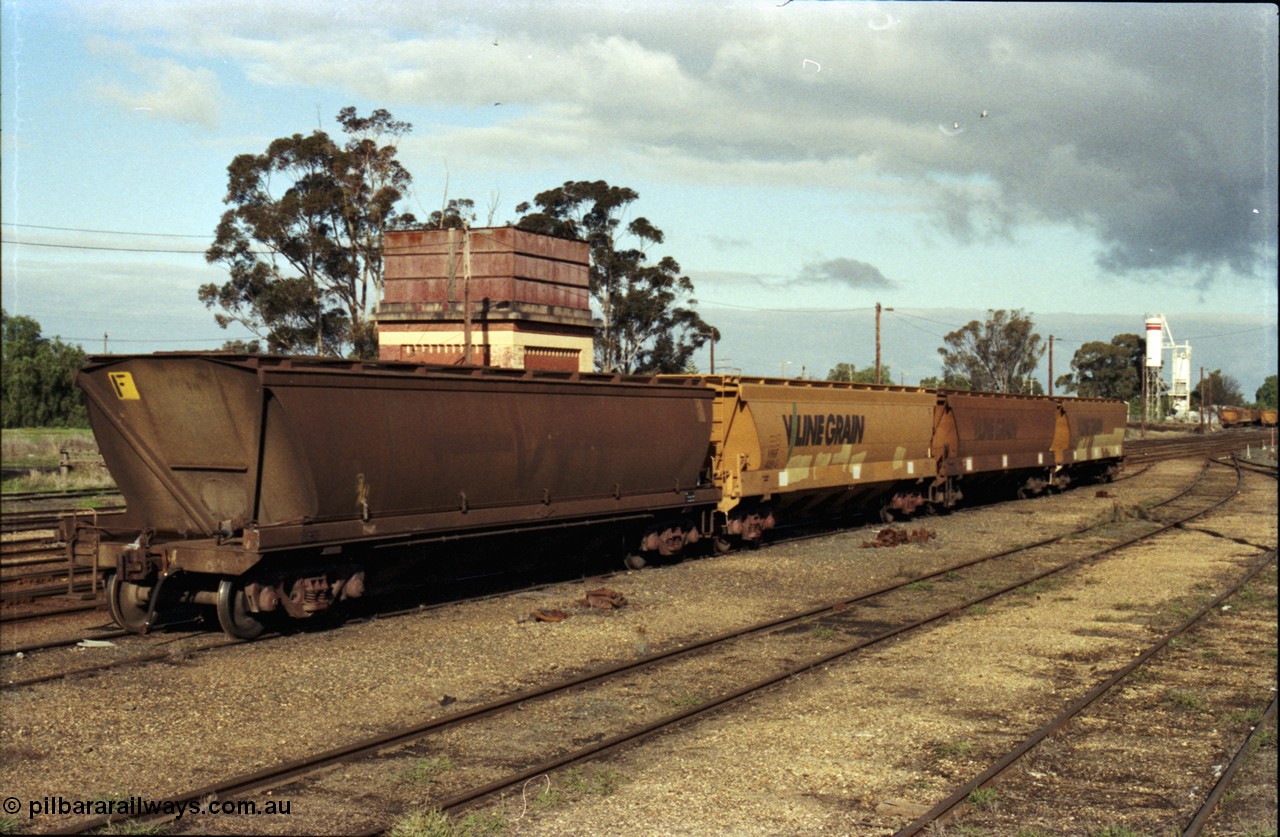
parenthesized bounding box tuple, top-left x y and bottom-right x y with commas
(1048, 335, 1054, 396)
(462, 226, 473, 364)
(1199, 367, 1205, 430)
(875, 302, 894, 384)
(103, 333, 108, 354)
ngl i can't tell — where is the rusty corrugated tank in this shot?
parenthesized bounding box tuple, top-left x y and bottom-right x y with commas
(69, 353, 718, 637)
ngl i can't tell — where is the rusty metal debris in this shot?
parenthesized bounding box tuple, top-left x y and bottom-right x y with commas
(531, 609, 568, 622)
(861, 527, 936, 548)
(581, 588, 627, 609)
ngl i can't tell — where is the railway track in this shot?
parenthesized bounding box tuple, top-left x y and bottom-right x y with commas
(1124, 426, 1273, 463)
(0, 504, 125, 535)
(49, 457, 1268, 835)
(0, 450, 1218, 682)
(2, 436, 1268, 682)
(894, 548, 1277, 835)
(0, 486, 118, 504)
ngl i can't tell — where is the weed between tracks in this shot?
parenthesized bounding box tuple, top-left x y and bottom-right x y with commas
(388, 807, 506, 837)
(397, 755, 456, 785)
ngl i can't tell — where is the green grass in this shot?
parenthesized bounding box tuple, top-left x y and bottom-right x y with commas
(100, 821, 168, 836)
(1, 427, 113, 493)
(563, 765, 622, 797)
(904, 581, 934, 592)
(1020, 578, 1066, 597)
(1165, 689, 1203, 711)
(397, 755, 456, 785)
(1223, 707, 1265, 727)
(1093, 826, 1150, 837)
(387, 808, 507, 837)
(0, 816, 18, 835)
(1, 427, 95, 465)
(811, 625, 836, 639)
(967, 787, 998, 810)
(934, 740, 973, 758)
(669, 692, 703, 709)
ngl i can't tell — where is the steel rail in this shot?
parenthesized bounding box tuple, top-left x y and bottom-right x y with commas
(8, 456, 1214, 690)
(51, 454, 1243, 834)
(0, 443, 1224, 689)
(890, 460, 1261, 836)
(1182, 695, 1279, 836)
(892, 550, 1276, 837)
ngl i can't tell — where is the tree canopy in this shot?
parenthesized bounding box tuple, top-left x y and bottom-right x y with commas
(2, 309, 88, 428)
(515, 180, 713, 374)
(202, 108, 416, 358)
(1192, 369, 1245, 409)
(1256, 375, 1278, 410)
(1055, 333, 1143, 401)
(937, 309, 1046, 394)
(827, 363, 893, 384)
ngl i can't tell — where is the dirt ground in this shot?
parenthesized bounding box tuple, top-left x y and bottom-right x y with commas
(0, 459, 1274, 836)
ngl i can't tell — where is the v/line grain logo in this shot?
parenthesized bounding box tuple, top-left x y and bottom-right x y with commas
(782, 412, 866, 447)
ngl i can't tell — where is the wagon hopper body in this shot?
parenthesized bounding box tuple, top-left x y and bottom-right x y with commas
(1220, 406, 1261, 428)
(1057, 397, 1127, 483)
(932, 391, 1063, 499)
(674, 377, 939, 538)
(1261, 409, 1278, 428)
(66, 354, 717, 636)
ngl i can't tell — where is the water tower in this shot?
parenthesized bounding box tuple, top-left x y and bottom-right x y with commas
(1143, 314, 1193, 423)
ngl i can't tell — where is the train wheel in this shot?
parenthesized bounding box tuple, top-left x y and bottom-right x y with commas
(623, 554, 647, 570)
(105, 572, 150, 633)
(879, 506, 895, 524)
(216, 579, 265, 640)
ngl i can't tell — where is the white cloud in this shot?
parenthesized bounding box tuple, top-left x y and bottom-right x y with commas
(88, 39, 222, 129)
(64, 2, 1280, 283)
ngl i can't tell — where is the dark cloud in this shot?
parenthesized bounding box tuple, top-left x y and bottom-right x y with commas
(80, 2, 1280, 285)
(797, 258, 895, 290)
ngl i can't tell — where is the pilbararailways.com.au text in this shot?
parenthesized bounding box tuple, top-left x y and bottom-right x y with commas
(12, 795, 292, 820)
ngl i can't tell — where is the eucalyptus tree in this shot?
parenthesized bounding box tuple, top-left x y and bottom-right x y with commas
(826, 363, 893, 384)
(202, 108, 415, 357)
(1055, 333, 1144, 400)
(937, 309, 1046, 394)
(1, 309, 87, 428)
(515, 180, 713, 374)
(1257, 375, 1278, 410)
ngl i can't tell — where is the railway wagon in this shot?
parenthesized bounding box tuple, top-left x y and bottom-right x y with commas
(65, 354, 717, 637)
(1261, 409, 1278, 427)
(1057, 397, 1127, 484)
(1220, 406, 1261, 428)
(933, 391, 1062, 500)
(685, 377, 938, 539)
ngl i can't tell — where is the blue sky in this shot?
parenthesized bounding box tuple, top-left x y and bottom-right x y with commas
(2, 1, 1277, 394)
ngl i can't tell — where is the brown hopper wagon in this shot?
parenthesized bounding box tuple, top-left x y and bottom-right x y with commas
(64, 354, 717, 637)
(69, 355, 1127, 638)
